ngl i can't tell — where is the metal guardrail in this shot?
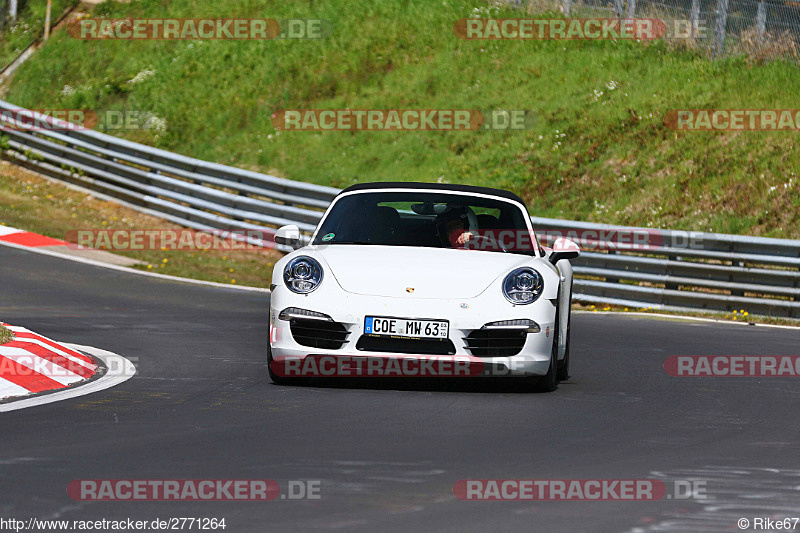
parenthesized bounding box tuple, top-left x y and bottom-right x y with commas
(531, 218, 800, 317)
(0, 100, 338, 252)
(1, 100, 798, 317)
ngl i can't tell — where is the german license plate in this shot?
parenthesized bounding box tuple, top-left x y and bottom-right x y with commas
(364, 316, 449, 340)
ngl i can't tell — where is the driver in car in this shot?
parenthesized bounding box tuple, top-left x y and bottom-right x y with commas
(435, 205, 477, 248)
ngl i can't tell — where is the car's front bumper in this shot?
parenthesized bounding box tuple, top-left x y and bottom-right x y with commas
(269, 285, 557, 377)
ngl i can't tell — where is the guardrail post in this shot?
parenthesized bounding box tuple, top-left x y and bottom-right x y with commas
(665, 254, 679, 291)
(756, 1, 766, 43)
(44, 0, 52, 40)
(562, 0, 571, 16)
(713, 0, 729, 58)
(626, 0, 636, 19)
(691, 0, 700, 38)
(614, 0, 624, 18)
(795, 256, 799, 302)
(605, 250, 620, 285)
(8, 0, 16, 22)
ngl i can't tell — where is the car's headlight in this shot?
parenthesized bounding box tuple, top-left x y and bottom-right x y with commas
(283, 256, 324, 294)
(502, 267, 543, 304)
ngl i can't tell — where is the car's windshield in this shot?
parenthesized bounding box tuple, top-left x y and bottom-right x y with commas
(312, 191, 537, 255)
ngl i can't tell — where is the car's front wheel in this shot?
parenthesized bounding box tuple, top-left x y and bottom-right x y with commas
(525, 306, 559, 393)
(557, 288, 572, 381)
(535, 327, 559, 392)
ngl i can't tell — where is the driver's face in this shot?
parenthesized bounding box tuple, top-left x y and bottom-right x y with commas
(446, 218, 464, 234)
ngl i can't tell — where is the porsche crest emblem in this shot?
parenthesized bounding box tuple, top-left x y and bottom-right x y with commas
(406, 287, 415, 293)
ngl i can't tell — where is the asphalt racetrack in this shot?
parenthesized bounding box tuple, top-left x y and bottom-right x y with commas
(2, 244, 799, 532)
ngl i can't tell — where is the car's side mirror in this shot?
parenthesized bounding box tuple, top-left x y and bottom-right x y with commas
(549, 237, 580, 264)
(275, 225, 302, 250)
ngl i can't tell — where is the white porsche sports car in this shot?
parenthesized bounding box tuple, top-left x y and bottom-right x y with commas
(268, 182, 580, 392)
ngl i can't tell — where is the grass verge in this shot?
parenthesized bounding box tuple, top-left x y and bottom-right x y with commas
(0, 160, 282, 287)
(0, 325, 13, 344)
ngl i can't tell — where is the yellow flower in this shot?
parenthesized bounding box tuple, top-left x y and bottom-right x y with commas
(147, 264, 152, 269)
(162, 258, 168, 263)
(229, 268, 234, 273)
(231, 279, 236, 284)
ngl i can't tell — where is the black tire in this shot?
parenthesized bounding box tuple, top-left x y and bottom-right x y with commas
(534, 333, 558, 392)
(557, 289, 573, 381)
(267, 344, 304, 386)
(531, 307, 559, 393)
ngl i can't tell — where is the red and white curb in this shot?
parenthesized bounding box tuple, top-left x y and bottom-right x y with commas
(0, 324, 98, 396)
(0, 324, 136, 412)
(0, 225, 69, 248)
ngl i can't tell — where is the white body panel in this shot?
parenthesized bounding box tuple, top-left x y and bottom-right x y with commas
(269, 187, 576, 377)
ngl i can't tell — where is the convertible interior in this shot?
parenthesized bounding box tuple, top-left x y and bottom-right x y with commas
(314, 192, 532, 251)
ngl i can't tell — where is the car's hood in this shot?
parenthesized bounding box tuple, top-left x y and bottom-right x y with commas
(314, 245, 532, 299)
